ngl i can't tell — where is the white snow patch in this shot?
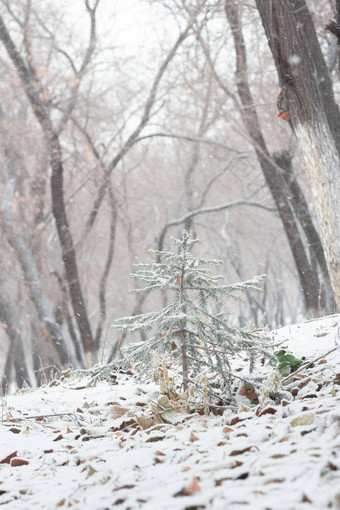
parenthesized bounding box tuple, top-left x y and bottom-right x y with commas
(1, 315, 340, 509)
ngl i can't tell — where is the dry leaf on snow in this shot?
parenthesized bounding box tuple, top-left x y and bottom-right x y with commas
(230, 446, 258, 456)
(9, 427, 21, 434)
(239, 386, 258, 401)
(0, 451, 17, 464)
(257, 407, 277, 417)
(11, 458, 29, 467)
(136, 412, 163, 430)
(174, 477, 201, 496)
(111, 406, 129, 419)
(189, 432, 199, 442)
(290, 413, 315, 427)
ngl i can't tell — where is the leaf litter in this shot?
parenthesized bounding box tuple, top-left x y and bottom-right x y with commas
(1, 314, 340, 508)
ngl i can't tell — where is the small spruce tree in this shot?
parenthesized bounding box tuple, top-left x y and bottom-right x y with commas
(111, 231, 274, 404)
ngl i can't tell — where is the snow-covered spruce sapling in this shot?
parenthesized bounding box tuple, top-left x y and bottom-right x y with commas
(111, 231, 275, 403)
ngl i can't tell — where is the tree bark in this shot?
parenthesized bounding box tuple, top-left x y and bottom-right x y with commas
(273, 151, 334, 311)
(254, 0, 340, 310)
(225, 1, 321, 315)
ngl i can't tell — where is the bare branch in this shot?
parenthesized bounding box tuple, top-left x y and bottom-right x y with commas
(157, 195, 276, 253)
(135, 132, 248, 155)
(79, 4, 206, 241)
(57, 0, 100, 131)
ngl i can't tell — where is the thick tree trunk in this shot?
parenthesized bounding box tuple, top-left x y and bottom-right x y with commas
(225, 1, 321, 315)
(254, 0, 340, 310)
(273, 151, 334, 311)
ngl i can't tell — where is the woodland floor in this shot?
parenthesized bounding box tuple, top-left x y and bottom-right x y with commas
(1, 314, 340, 509)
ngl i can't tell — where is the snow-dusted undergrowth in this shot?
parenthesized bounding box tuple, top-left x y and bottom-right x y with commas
(1, 314, 340, 509)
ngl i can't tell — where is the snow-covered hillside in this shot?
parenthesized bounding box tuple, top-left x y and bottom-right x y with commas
(1, 314, 340, 509)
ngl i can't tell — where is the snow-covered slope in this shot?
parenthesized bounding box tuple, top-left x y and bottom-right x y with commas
(1, 315, 340, 509)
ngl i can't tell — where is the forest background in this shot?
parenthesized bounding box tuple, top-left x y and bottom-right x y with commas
(0, 0, 338, 390)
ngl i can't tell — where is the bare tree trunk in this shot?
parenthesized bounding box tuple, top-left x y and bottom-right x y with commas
(254, 0, 340, 310)
(0, 14, 95, 361)
(0, 287, 31, 393)
(51, 271, 85, 368)
(225, 1, 320, 315)
(49, 133, 94, 361)
(273, 151, 334, 311)
(94, 185, 117, 350)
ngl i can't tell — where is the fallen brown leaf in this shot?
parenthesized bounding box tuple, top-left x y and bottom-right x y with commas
(174, 477, 201, 496)
(239, 386, 258, 401)
(230, 460, 243, 469)
(0, 451, 17, 464)
(257, 407, 277, 417)
(11, 458, 29, 467)
(145, 436, 165, 443)
(9, 427, 21, 434)
(110, 406, 129, 419)
(111, 418, 138, 432)
(136, 413, 163, 430)
(215, 477, 231, 486)
(279, 435, 290, 442)
(327, 461, 338, 471)
(236, 472, 249, 480)
(229, 415, 252, 426)
(290, 413, 315, 427)
(230, 446, 258, 456)
(113, 484, 135, 491)
(265, 478, 285, 485)
(189, 432, 199, 442)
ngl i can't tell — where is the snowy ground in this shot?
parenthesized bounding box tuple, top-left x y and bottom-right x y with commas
(1, 314, 340, 509)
